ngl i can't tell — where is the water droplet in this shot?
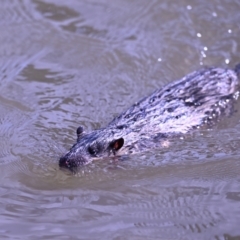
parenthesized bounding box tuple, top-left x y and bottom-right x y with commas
(225, 59, 230, 64)
(212, 12, 217, 17)
(157, 58, 162, 62)
(201, 51, 206, 58)
(228, 29, 232, 34)
(203, 46, 208, 51)
(197, 33, 202, 38)
(186, 5, 192, 10)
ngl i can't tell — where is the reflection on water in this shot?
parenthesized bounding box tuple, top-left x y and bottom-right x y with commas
(0, 0, 240, 239)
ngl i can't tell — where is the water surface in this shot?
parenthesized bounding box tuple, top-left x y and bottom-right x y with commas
(0, 0, 240, 239)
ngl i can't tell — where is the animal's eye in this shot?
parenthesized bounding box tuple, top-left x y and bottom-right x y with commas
(88, 146, 97, 156)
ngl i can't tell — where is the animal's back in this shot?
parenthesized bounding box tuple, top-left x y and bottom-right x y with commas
(109, 66, 240, 137)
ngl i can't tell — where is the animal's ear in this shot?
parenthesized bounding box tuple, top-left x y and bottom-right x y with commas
(109, 138, 124, 152)
(76, 126, 85, 140)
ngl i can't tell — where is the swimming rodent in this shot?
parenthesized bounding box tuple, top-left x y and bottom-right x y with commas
(59, 64, 240, 171)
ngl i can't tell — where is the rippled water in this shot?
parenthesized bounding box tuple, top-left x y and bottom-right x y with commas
(0, 0, 240, 239)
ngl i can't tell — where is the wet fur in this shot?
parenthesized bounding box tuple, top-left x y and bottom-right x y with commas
(59, 65, 240, 170)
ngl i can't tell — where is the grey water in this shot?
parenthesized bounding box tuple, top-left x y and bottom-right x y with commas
(0, 0, 240, 239)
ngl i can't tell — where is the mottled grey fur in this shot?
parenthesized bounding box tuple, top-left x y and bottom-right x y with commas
(59, 64, 240, 170)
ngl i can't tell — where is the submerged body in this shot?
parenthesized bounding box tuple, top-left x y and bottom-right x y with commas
(59, 65, 240, 170)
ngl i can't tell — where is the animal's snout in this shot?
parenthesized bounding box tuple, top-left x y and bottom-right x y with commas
(59, 152, 87, 170)
(59, 156, 70, 169)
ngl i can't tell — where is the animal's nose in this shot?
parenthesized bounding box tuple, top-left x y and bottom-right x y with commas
(59, 156, 69, 168)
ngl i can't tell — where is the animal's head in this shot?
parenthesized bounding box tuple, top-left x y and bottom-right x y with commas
(59, 126, 124, 171)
